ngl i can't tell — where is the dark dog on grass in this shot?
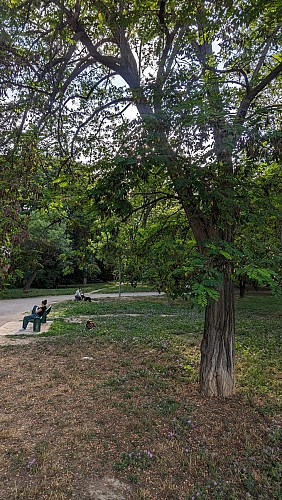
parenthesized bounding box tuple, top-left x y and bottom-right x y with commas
(86, 320, 96, 330)
(84, 296, 92, 302)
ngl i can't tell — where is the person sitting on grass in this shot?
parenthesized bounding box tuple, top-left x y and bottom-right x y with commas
(74, 288, 85, 301)
(18, 299, 48, 332)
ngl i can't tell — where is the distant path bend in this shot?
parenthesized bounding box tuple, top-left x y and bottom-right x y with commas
(0, 291, 162, 327)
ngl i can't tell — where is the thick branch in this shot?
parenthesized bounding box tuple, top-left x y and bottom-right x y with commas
(59, 3, 140, 88)
(192, 39, 251, 92)
(251, 24, 282, 83)
(49, 0, 153, 117)
(156, 24, 186, 86)
(236, 61, 282, 124)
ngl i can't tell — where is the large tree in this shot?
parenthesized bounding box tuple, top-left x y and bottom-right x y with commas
(1, 0, 282, 395)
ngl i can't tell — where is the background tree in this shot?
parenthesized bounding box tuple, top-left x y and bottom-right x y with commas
(234, 160, 282, 296)
(0, 138, 45, 286)
(12, 209, 73, 290)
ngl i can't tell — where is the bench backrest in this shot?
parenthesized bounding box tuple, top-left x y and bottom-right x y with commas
(41, 305, 52, 323)
(45, 306, 52, 316)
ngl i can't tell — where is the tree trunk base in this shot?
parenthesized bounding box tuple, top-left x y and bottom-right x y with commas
(200, 366, 235, 397)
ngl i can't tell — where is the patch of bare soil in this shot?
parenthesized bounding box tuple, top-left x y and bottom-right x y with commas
(0, 337, 279, 499)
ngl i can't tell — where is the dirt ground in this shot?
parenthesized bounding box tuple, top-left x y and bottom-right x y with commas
(0, 332, 280, 500)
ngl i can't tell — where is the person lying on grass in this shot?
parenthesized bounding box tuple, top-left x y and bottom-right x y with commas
(18, 299, 48, 332)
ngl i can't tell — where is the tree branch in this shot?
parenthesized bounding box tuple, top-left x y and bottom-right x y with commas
(192, 39, 251, 92)
(69, 97, 133, 155)
(49, 0, 153, 117)
(62, 72, 117, 106)
(236, 61, 282, 123)
(157, 24, 186, 85)
(251, 24, 282, 83)
(51, 0, 140, 88)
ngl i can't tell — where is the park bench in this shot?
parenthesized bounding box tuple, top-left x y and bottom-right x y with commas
(32, 306, 52, 332)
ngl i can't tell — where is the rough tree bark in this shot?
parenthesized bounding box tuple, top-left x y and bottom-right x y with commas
(200, 272, 235, 397)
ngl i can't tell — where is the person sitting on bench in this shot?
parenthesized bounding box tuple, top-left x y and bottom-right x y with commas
(18, 299, 48, 331)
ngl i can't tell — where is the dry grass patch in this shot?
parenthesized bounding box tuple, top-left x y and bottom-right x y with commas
(0, 332, 280, 499)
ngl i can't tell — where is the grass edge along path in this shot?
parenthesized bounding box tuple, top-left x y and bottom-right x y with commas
(0, 283, 156, 300)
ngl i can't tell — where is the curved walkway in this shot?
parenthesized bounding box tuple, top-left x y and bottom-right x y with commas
(0, 291, 162, 328)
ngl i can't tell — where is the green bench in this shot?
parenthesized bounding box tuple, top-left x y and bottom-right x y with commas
(32, 306, 52, 332)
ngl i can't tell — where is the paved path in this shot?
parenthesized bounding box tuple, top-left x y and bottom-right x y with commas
(0, 321, 53, 345)
(0, 291, 162, 327)
(0, 291, 162, 346)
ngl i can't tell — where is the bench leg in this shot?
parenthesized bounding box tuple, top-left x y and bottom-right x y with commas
(33, 317, 41, 332)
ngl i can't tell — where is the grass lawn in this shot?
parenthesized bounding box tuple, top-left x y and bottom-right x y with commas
(0, 293, 281, 499)
(0, 282, 155, 300)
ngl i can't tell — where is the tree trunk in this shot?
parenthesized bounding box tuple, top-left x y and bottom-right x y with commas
(239, 279, 246, 298)
(23, 270, 37, 291)
(200, 272, 235, 397)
